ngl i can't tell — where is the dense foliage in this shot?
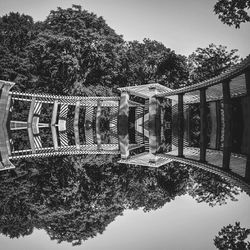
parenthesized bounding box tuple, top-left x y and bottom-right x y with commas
(0, 157, 241, 245)
(0, 5, 190, 95)
(188, 44, 240, 84)
(214, 0, 250, 28)
(1, 5, 240, 95)
(214, 222, 250, 249)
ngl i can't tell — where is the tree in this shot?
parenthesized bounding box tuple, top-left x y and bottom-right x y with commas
(214, 222, 250, 249)
(214, 0, 250, 28)
(116, 39, 189, 88)
(188, 44, 240, 84)
(0, 12, 37, 90)
(188, 167, 241, 207)
(34, 5, 124, 95)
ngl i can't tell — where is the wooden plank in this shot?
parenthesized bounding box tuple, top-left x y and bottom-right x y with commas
(51, 100, 58, 125)
(51, 125, 59, 150)
(216, 101, 221, 149)
(245, 67, 250, 96)
(27, 127, 36, 154)
(208, 102, 217, 149)
(74, 101, 81, 150)
(118, 91, 129, 136)
(27, 97, 35, 124)
(96, 100, 102, 149)
(241, 96, 250, 154)
(178, 94, 184, 157)
(3, 95, 12, 155)
(149, 96, 160, 154)
(0, 85, 10, 124)
(222, 80, 232, 170)
(0, 85, 12, 166)
(245, 154, 250, 183)
(200, 88, 207, 162)
(119, 134, 129, 159)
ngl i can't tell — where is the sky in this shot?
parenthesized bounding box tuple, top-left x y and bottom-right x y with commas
(0, 0, 249, 58)
(1, 192, 250, 250)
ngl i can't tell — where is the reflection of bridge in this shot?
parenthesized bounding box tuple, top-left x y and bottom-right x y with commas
(0, 55, 250, 194)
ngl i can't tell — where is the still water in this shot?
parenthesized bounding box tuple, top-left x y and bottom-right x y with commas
(0, 156, 250, 250)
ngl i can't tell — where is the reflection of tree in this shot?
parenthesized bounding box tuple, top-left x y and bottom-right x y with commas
(188, 168, 241, 207)
(214, 222, 250, 250)
(0, 158, 243, 245)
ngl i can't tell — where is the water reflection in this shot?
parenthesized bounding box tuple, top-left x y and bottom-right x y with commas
(1, 78, 250, 248)
(0, 157, 243, 246)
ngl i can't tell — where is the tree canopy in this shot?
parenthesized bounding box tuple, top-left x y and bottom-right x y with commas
(214, 222, 250, 249)
(214, 0, 250, 28)
(0, 157, 242, 245)
(188, 43, 240, 84)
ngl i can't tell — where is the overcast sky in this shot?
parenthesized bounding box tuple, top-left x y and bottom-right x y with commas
(0, 0, 249, 58)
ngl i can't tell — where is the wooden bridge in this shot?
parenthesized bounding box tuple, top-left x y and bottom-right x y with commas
(0, 55, 250, 195)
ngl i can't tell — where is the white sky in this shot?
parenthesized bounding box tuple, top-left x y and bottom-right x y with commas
(1, 193, 250, 250)
(0, 0, 249, 58)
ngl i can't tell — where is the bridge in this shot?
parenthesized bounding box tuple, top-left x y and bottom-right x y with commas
(0, 55, 250, 194)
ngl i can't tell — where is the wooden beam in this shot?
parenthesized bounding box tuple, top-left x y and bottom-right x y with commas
(178, 94, 184, 157)
(96, 100, 102, 149)
(245, 67, 250, 96)
(200, 88, 207, 162)
(74, 101, 80, 150)
(0, 85, 11, 124)
(28, 127, 36, 154)
(118, 91, 129, 136)
(51, 100, 58, 125)
(216, 101, 221, 149)
(0, 85, 13, 167)
(149, 96, 160, 154)
(245, 154, 250, 183)
(222, 80, 232, 170)
(51, 125, 58, 150)
(27, 97, 35, 125)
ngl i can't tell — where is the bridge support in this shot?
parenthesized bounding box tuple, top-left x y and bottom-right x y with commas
(74, 101, 81, 150)
(0, 81, 15, 170)
(118, 91, 129, 159)
(246, 67, 250, 96)
(96, 100, 102, 150)
(200, 88, 207, 162)
(149, 87, 161, 155)
(178, 94, 184, 157)
(222, 80, 232, 170)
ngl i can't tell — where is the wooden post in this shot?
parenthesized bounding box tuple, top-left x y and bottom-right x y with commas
(149, 88, 160, 154)
(51, 100, 59, 150)
(118, 91, 129, 159)
(74, 101, 80, 150)
(178, 94, 184, 157)
(222, 80, 232, 170)
(0, 84, 14, 169)
(27, 97, 35, 125)
(216, 101, 221, 149)
(28, 127, 36, 154)
(96, 100, 102, 150)
(51, 125, 58, 150)
(245, 154, 250, 183)
(118, 91, 129, 136)
(51, 100, 58, 125)
(200, 88, 207, 162)
(245, 67, 250, 96)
